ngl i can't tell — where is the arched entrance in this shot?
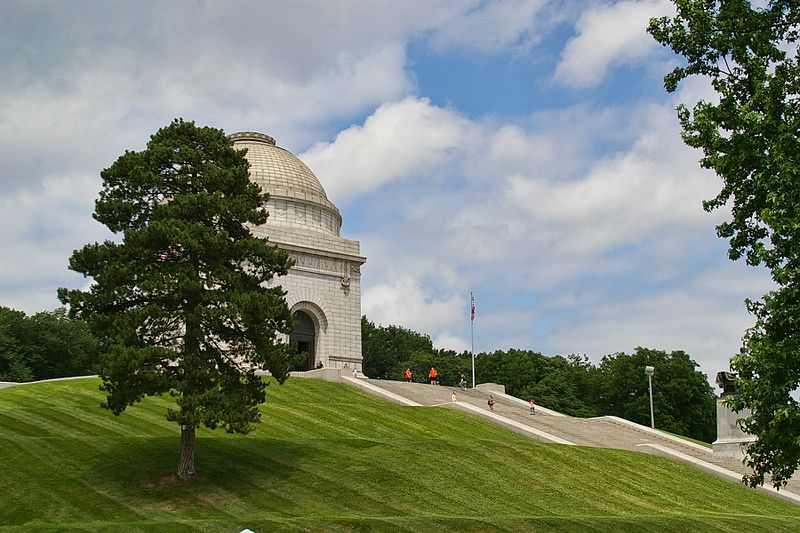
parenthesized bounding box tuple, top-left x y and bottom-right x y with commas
(289, 310, 316, 370)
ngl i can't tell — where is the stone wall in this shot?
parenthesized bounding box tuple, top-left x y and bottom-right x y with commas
(274, 249, 364, 371)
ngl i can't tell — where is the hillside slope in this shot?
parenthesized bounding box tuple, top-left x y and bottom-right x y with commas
(1, 377, 799, 532)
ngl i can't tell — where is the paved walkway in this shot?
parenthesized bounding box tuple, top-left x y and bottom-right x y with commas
(354, 378, 800, 505)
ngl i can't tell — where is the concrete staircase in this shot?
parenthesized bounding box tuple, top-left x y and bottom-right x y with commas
(344, 376, 800, 505)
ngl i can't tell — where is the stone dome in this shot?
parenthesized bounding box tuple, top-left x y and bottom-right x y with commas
(230, 131, 341, 236)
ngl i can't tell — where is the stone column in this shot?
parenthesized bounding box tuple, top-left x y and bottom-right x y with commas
(712, 397, 756, 459)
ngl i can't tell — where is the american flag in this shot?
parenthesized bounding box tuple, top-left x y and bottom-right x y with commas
(470, 292, 475, 322)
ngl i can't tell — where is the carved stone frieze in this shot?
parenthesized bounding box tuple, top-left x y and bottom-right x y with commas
(289, 252, 341, 275)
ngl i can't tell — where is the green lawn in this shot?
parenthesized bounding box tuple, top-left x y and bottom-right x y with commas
(0, 377, 798, 532)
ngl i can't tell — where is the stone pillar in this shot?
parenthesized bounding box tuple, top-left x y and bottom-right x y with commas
(712, 398, 756, 459)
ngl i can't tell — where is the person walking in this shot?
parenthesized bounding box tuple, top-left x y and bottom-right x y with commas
(405, 368, 412, 382)
(529, 398, 535, 415)
(428, 367, 438, 385)
(451, 391, 457, 402)
(459, 373, 467, 391)
(487, 394, 495, 412)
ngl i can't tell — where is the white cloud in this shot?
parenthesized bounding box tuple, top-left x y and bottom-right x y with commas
(0, 1, 430, 314)
(542, 264, 773, 375)
(0, 2, 433, 193)
(0, 172, 109, 313)
(503, 103, 720, 258)
(363, 275, 465, 334)
(432, 331, 471, 353)
(302, 97, 478, 203)
(555, 0, 674, 87)
(429, 0, 547, 53)
(328, 91, 761, 382)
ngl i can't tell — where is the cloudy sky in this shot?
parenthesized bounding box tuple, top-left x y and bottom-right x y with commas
(1, 0, 773, 383)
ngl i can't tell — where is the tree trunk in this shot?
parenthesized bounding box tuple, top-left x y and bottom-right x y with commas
(177, 425, 196, 480)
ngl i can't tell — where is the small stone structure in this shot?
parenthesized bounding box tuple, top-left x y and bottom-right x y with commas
(231, 132, 366, 371)
(712, 371, 756, 459)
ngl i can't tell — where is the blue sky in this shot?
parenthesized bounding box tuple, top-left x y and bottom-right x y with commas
(0, 0, 773, 384)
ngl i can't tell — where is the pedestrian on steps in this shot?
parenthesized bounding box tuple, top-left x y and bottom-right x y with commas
(487, 394, 495, 412)
(459, 374, 467, 391)
(428, 367, 438, 385)
(405, 368, 412, 382)
(451, 391, 457, 402)
(529, 398, 535, 415)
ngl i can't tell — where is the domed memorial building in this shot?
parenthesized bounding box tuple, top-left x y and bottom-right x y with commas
(230, 132, 365, 372)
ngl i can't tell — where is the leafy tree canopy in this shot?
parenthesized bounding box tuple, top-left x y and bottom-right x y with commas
(361, 316, 435, 379)
(0, 307, 35, 382)
(650, 1, 800, 486)
(59, 119, 294, 479)
(599, 348, 715, 443)
(0, 306, 99, 382)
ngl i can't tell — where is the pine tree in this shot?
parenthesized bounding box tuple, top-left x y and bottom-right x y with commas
(59, 119, 294, 479)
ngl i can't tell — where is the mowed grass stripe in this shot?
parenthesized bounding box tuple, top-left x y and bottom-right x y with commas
(2, 376, 800, 532)
(590, 446, 754, 514)
(2, 433, 191, 524)
(6, 514, 800, 533)
(54, 383, 178, 435)
(0, 439, 133, 524)
(196, 439, 309, 517)
(251, 440, 402, 516)
(1, 405, 114, 439)
(0, 408, 50, 437)
(0, 384, 171, 439)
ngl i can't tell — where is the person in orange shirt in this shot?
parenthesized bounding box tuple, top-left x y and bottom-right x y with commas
(404, 368, 412, 382)
(428, 367, 438, 385)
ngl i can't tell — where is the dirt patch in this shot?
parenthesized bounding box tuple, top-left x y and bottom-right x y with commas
(195, 487, 237, 505)
(137, 471, 204, 490)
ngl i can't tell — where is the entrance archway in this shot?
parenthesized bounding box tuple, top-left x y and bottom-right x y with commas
(289, 310, 316, 370)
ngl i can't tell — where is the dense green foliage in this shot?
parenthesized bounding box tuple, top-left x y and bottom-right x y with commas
(649, 1, 800, 487)
(361, 316, 438, 379)
(0, 306, 99, 382)
(1, 377, 798, 532)
(58, 119, 294, 478)
(362, 318, 716, 442)
(597, 348, 716, 442)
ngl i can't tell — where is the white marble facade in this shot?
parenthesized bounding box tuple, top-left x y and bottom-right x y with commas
(230, 132, 366, 371)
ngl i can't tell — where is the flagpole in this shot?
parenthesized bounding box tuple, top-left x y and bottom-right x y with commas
(470, 291, 475, 389)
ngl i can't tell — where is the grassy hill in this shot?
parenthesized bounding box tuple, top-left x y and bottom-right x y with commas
(1, 377, 798, 532)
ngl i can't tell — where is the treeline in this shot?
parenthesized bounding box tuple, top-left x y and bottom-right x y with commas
(362, 316, 716, 443)
(0, 307, 716, 442)
(0, 307, 99, 382)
